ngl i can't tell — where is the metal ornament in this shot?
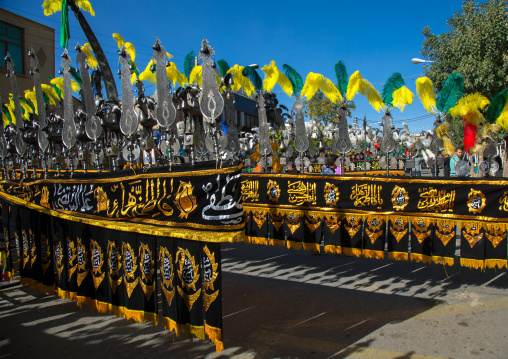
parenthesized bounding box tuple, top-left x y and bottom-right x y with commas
(29, 49, 50, 152)
(5, 53, 27, 156)
(199, 39, 223, 121)
(224, 91, 240, 153)
(153, 38, 176, 128)
(258, 95, 272, 156)
(333, 107, 352, 154)
(293, 98, 309, 154)
(76, 44, 102, 141)
(380, 111, 396, 154)
(119, 48, 138, 138)
(61, 50, 77, 149)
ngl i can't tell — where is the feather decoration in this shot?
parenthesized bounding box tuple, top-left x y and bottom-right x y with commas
(261, 61, 293, 97)
(217, 59, 230, 78)
(189, 65, 202, 86)
(41, 84, 59, 106)
(415, 77, 437, 113)
(47, 77, 63, 100)
(2, 106, 12, 127)
(184, 51, 195, 80)
(282, 64, 303, 97)
(449, 93, 489, 126)
(138, 59, 157, 85)
(391, 86, 414, 112)
(68, 66, 82, 86)
(443, 137, 455, 156)
(112, 33, 125, 49)
(124, 43, 136, 63)
(334, 61, 348, 96)
(464, 123, 477, 153)
(19, 98, 35, 120)
(485, 88, 508, 124)
(436, 72, 464, 114)
(227, 65, 256, 98)
(346, 70, 362, 101)
(359, 79, 384, 112)
(24, 90, 37, 114)
(495, 96, 508, 131)
(382, 72, 405, 109)
(42, 0, 95, 16)
(50, 76, 80, 95)
(75, 1, 95, 16)
(301, 72, 342, 103)
(166, 62, 188, 88)
(436, 122, 455, 156)
(7, 95, 17, 125)
(80, 43, 98, 68)
(242, 66, 262, 92)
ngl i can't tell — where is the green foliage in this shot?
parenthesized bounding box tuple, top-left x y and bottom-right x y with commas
(303, 90, 356, 126)
(421, 0, 508, 99)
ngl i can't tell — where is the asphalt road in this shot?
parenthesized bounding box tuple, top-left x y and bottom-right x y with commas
(1, 241, 508, 358)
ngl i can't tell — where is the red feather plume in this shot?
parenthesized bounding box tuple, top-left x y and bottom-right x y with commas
(463, 122, 477, 153)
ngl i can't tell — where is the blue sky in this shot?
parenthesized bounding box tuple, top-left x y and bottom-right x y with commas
(3, 0, 466, 133)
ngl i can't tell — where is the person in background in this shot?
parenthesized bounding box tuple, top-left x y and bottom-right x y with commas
(323, 154, 338, 175)
(286, 161, 299, 174)
(449, 148, 463, 176)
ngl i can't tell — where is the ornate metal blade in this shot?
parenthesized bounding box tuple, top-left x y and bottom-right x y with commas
(76, 44, 102, 141)
(224, 91, 240, 153)
(333, 107, 352, 154)
(61, 50, 77, 149)
(293, 98, 309, 155)
(380, 111, 396, 153)
(199, 39, 223, 121)
(257, 94, 271, 156)
(152, 38, 176, 129)
(71, 7, 118, 102)
(29, 49, 50, 152)
(119, 48, 137, 137)
(5, 53, 27, 156)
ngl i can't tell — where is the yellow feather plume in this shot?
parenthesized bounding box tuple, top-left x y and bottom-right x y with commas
(19, 100, 33, 120)
(261, 61, 293, 97)
(301, 72, 342, 104)
(75, 0, 95, 16)
(138, 60, 157, 85)
(7, 95, 17, 125)
(42, 0, 62, 16)
(346, 71, 362, 101)
(2, 111, 9, 127)
(41, 84, 59, 106)
(359, 79, 384, 112)
(124, 42, 136, 62)
(189, 65, 202, 86)
(166, 62, 188, 88)
(415, 77, 437, 114)
(449, 93, 489, 125)
(112, 33, 125, 49)
(496, 97, 508, 131)
(436, 122, 455, 156)
(227, 65, 256, 98)
(391, 86, 414, 112)
(80, 44, 98, 69)
(24, 90, 38, 115)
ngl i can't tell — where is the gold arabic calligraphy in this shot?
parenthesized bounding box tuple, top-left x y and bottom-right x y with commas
(288, 181, 316, 205)
(417, 187, 455, 212)
(350, 184, 383, 207)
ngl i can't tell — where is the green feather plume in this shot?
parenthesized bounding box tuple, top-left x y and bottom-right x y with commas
(183, 51, 195, 80)
(283, 64, 303, 97)
(436, 72, 464, 114)
(242, 66, 262, 92)
(68, 66, 82, 86)
(334, 61, 348, 96)
(46, 76, 63, 100)
(382, 72, 405, 108)
(2, 105, 12, 124)
(217, 59, 230, 78)
(486, 88, 508, 124)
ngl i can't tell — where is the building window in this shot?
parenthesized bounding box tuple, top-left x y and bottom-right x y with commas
(0, 21, 24, 74)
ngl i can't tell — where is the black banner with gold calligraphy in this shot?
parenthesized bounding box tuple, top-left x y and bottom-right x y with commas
(387, 216, 409, 261)
(363, 215, 386, 259)
(433, 219, 456, 266)
(484, 223, 507, 269)
(202, 242, 223, 352)
(267, 210, 285, 247)
(410, 217, 434, 264)
(341, 214, 363, 257)
(0, 197, 13, 280)
(39, 212, 55, 294)
(461, 222, 486, 269)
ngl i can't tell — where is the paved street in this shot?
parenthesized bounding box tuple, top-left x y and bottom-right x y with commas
(1, 241, 508, 358)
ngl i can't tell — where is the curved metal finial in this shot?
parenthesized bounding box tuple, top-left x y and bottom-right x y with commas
(380, 111, 396, 153)
(293, 98, 309, 155)
(152, 38, 176, 129)
(257, 94, 272, 156)
(29, 48, 49, 152)
(61, 49, 77, 149)
(199, 39, 223, 121)
(333, 107, 352, 154)
(118, 47, 137, 138)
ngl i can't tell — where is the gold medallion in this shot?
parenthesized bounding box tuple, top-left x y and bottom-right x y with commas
(90, 239, 105, 289)
(159, 247, 175, 306)
(174, 181, 198, 219)
(122, 242, 139, 298)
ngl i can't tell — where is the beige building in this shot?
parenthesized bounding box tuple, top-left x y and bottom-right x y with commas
(0, 8, 55, 105)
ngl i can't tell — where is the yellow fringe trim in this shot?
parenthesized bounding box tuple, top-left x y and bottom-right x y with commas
(249, 236, 268, 246)
(91, 299, 109, 314)
(410, 253, 432, 264)
(243, 235, 252, 244)
(324, 245, 342, 255)
(388, 252, 408, 261)
(205, 322, 224, 353)
(76, 295, 92, 309)
(268, 238, 285, 247)
(20, 277, 33, 287)
(286, 240, 302, 250)
(124, 307, 159, 326)
(179, 323, 205, 340)
(460, 258, 485, 270)
(302, 243, 320, 253)
(485, 259, 507, 270)
(38, 283, 55, 295)
(163, 317, 180, 336)
(362, 249, 384, 260)
(342, 247, 362, 257)
(432, 256, 454, 267)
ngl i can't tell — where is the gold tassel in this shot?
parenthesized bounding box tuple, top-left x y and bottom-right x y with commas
(342, 247, 362, 257)
(460, 258, 485, 270)
(410, 253, 432, 264)
(163, 317, 180, 336)
(388, 252, 408, 261)
(324, 245, 342, 255)
(302, 243, 320, 253)
(484, 259, 507, 270)
(362, 249, 385, 260)
(286, 241, 303, 250)
(432, 256, 454, 267)
(205, 322, 224, 353)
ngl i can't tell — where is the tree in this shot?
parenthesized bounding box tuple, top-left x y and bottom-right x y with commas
(304, 90, 356, 126)
(421, 0, 508, 99)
